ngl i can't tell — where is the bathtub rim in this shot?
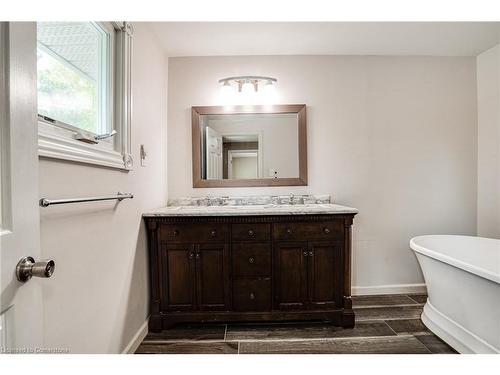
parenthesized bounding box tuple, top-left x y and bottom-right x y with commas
(410, 235, 500, 285)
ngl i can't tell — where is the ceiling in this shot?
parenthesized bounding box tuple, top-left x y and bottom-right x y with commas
(144, 22, 500, 57)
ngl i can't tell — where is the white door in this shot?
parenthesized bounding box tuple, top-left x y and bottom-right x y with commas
(205, 126, 222, 179)
(0, 22, 44, 352)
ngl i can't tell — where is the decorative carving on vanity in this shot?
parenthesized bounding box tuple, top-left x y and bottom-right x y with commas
(144, 202, 357, 331)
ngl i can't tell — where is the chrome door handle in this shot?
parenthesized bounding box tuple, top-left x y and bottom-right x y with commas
(16, 256, 55, 283)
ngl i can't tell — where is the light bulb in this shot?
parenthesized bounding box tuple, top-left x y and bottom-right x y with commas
(241, 82, 255, 95)
(261, 80, 277, 104)
(219, 81, 235, 104)
(240, 81, 257, 104)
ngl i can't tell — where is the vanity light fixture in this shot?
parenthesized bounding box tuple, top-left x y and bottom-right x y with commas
(218, 76, 277, 94)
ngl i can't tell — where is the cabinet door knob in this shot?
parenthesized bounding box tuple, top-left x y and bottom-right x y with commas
(210, 230, 217, 237)
(189, 252, 195, 259)
(303, 251, 308, 257)
(286, 228, 292, 234)
(248, 257, 255, 264)
(248, 229, 255, 237)
(323, 227, 330, 234)
(195, 252, 200, 258)
(309, 251, 314, 257)
(173, 229, 179, 236)
(249, 293, 255, 300)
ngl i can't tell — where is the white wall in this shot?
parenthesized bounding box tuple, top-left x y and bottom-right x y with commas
(477, 44, 500, 239)
(168, 55, 478, 293)
(39, 24, 167, 353)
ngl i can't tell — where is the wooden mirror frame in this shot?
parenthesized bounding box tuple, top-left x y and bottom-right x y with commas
(192, 104, 307, 188)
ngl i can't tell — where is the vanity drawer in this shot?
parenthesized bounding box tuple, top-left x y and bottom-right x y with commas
(232, 242, 271, 276)
(160, 223, 229, 243)
(232, 223, 271, 241)
(233, 278, 272, 311)
(273, 221, 343, 241)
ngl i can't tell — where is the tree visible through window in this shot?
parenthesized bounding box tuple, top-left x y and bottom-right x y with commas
(37, 22, 109, 135)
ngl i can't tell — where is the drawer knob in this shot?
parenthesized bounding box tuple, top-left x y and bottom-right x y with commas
(210, 230, 217, 237)
(249, 293, 255, 300)
(248, 229, 255, 237)
(286, 228, 292, 234)
(248, 257, 255, 264)
(173, 230, 179, 236)
(323, 227, 330, 234)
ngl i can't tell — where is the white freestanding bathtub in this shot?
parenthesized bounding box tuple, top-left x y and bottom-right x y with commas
(410, 235, 500, 354)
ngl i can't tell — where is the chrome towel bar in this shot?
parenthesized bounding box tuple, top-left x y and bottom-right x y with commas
(39, 192, 133, 207)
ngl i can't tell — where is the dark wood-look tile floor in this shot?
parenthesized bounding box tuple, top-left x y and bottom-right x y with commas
(135, 293, 457, 354)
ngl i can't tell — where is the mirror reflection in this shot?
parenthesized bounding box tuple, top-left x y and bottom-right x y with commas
(200, 113, 299, 180)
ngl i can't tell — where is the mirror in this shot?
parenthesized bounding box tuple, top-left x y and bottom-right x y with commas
(192, 105, 307, 187)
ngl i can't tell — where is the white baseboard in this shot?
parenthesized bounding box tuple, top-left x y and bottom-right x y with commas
(352, 283, 427, 296)
(122, 318, 149, 354)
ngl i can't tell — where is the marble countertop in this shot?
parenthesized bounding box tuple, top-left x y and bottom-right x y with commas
(143, 203, 358, 217)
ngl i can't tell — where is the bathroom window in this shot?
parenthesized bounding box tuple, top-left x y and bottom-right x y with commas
(37, 22, 134, 170)
(37, 22, 110, 135)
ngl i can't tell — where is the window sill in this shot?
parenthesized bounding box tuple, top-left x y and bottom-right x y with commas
(38, 121, 133, 170)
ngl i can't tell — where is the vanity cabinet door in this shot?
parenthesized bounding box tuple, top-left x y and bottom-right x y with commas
(307, 241, 342, 309)
(196, 243, 230, 311)
(274, 242, 308, 310)
(161, 244, 197, 311)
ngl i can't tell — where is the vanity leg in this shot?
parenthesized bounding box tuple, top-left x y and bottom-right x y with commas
(341, 296, 355, 328)
(148, 314, 163, 332)
(342, 310, 355, 328)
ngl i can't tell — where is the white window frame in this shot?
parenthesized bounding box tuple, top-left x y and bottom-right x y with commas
(38, 21, 133, 170)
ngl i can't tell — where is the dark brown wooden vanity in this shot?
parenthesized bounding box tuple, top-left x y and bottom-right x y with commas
(144, 212, 356, 331)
